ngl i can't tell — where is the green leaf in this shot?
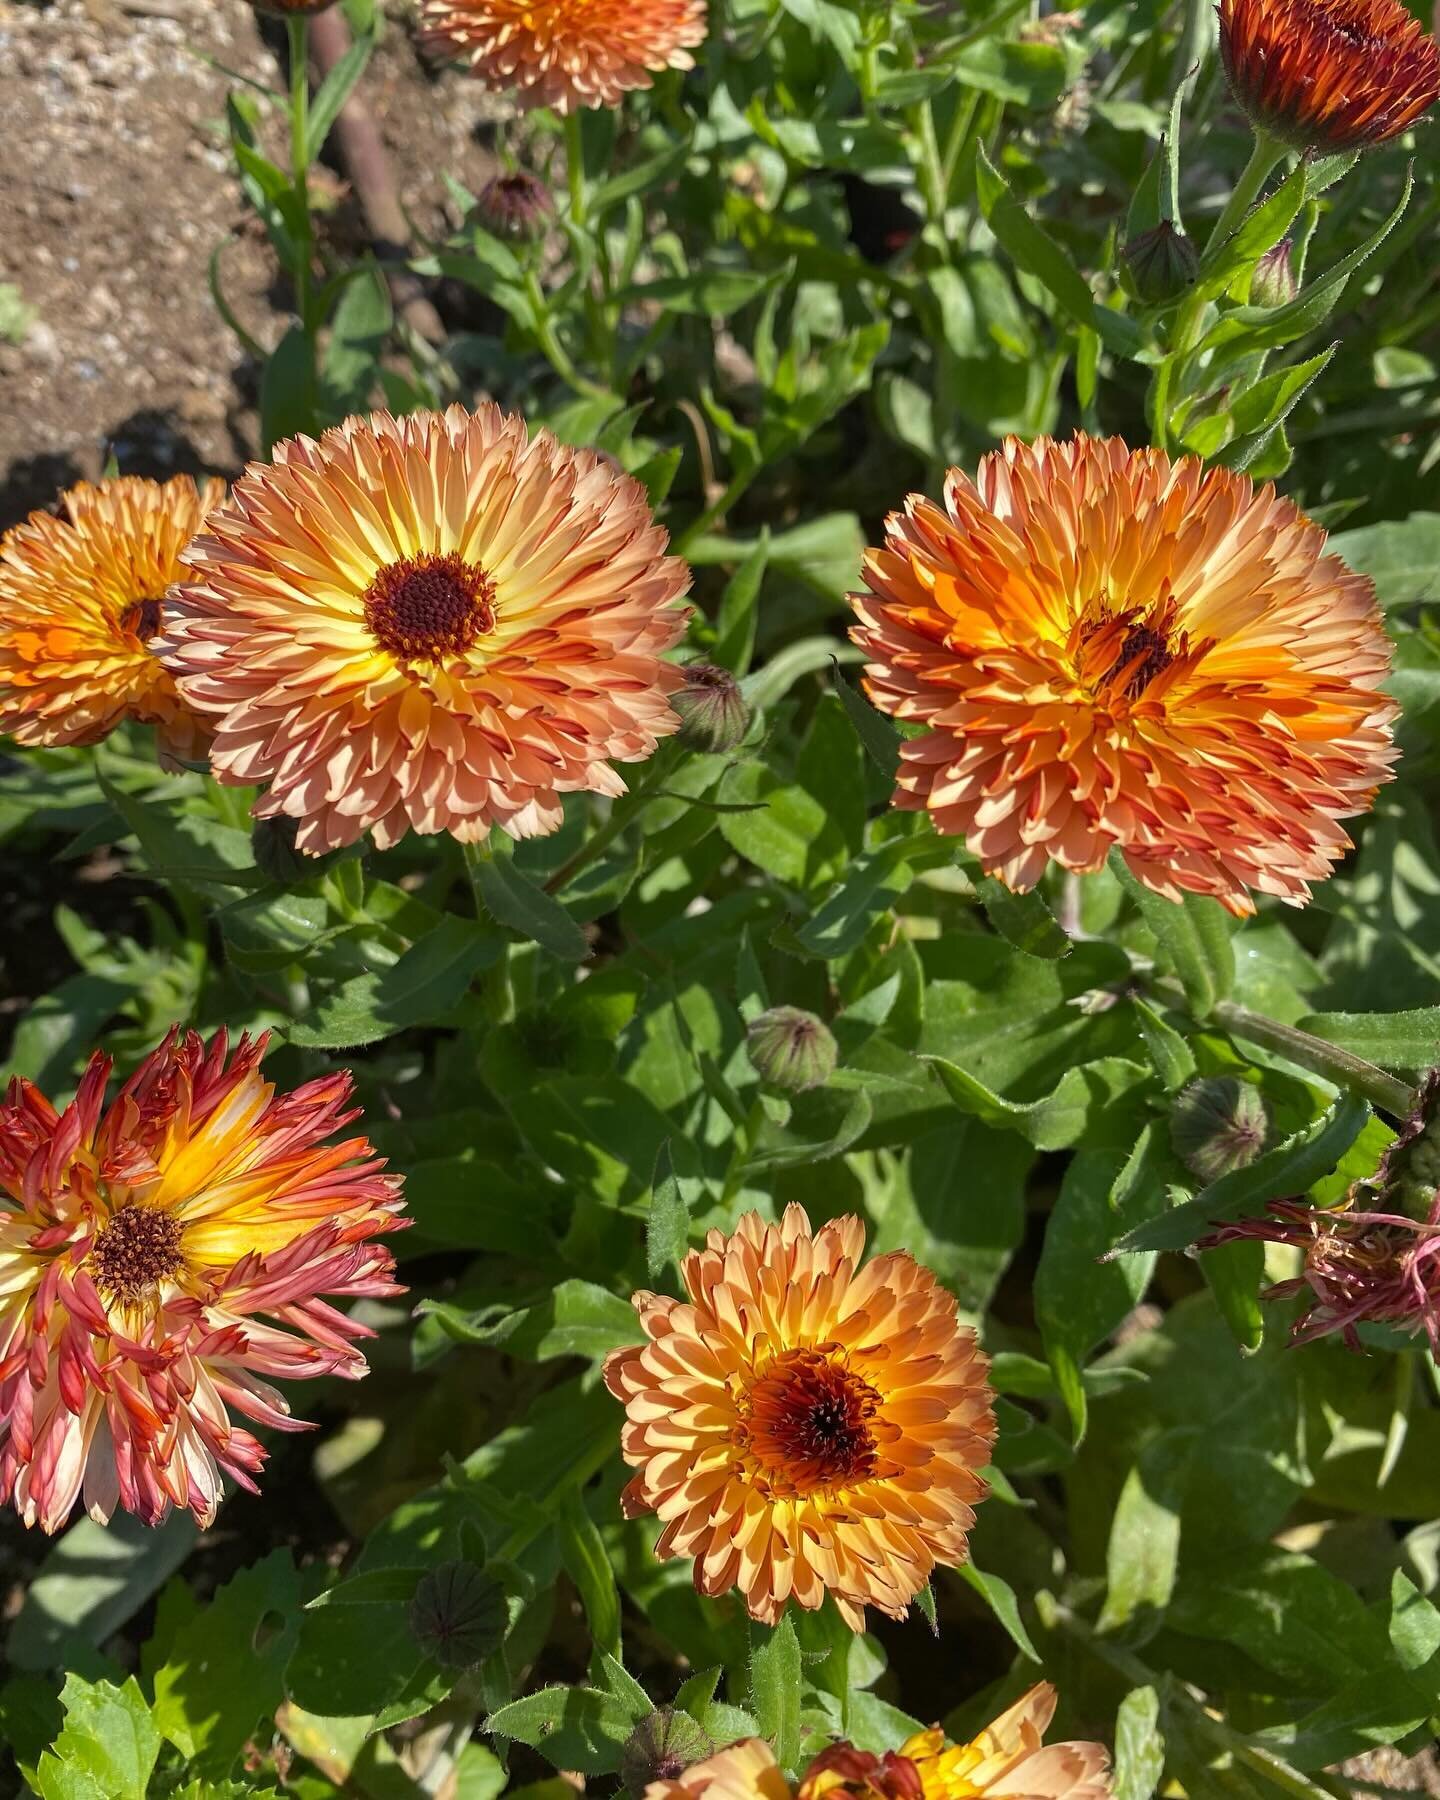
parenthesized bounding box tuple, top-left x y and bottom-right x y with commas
(957, 1562, 1041, 1662)
(97, 771, 260, 896)
(748, 1613, 801, 1775)
(1218, 345, 1338, 472)
(259, 324, 317, 456)
(287, 1565, 449, 1725)
(468, 843, 590, 961)
(1108, 1089, 1370, 1255)
(618, 266, 782, 319)
(1195, 159, 1307, 300)
(558, 1494, 623, 1663)
(1329, 511, 1440, 609)
(975, 147, 1142, 359)
(486, 1686, 636, 1776)
(152, 1550, 301, 1776)
(1201, 1236, 1266, 1352)
(1131, 998, 1196, 1091)
(289, 913, 503, 1048)
(320, 264, 392, 418)
(925, 1053, 1151, 1151)
(305, 23, 376, 162)
(418, 1279, 640, 1361)
(1297, 1007, 1440, 1073)
(831, 665, 900, 779)
(794, 839, 922, 959)
(8, 1511, 198, 1672)
(1113, 1686, 1165, 1800)
(713, 535, 768, 676)
(1098, 1433, 1191, 1641)
(1112, 853, 1234, 1016)
(1, 973, 135, 1092)
(35, 1676, 160, 1800)
(969, 869, 1071, 961)
(646, 1140, 689, 1288)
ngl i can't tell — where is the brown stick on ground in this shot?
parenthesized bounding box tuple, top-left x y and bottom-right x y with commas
(306, 8, 447, 346)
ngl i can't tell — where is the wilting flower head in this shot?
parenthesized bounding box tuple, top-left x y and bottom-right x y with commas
(850, 434, 1397, 916)
(603, 1204, 995, 1630)
(418, 0, 707, 115)
(0, 1029, 405, 1532)
(799, 1747, 923, 1800)
(0, 476, 222, 767)
(160, 405, 689, 855)
(474, 169, 554, 238)
(1219, 0, 1440, 151)
(903, 1684, 1112, 1800)
(645, 1740, 792, 1800)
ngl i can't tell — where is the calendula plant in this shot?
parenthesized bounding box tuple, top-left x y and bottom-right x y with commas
(3, 0, 1440, 1797)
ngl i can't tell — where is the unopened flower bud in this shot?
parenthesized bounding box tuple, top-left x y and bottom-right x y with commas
(1170, 1076, 1269, 1183)
(1250, 238, 1298, 308)
(621, 1709, 714, 1798)
(1122, 221, 1199, 306)
(1372, 1067, 1440, 1220)
(672, 663, 749, 753)
(251, 816, 307, 886)
(474, 170, 554, 240)
(408, 1561, 507, 1670)
(747, 1006, 837, 1094)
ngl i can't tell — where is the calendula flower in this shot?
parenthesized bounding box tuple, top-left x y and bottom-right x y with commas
(645, 1740, 792, 1800)
(1219, 0, 1440, 152)
(850, 434, 1397, 917)
(603, 1204, 995, 1630)
(417, 0, 706, 113)
(904, 1684, 1112, 1800)
(799, 1747, 923, 1800)
(161, 405, 689, 855)
(0, 476, 222, 767)
(0, 1029, 405, 1533)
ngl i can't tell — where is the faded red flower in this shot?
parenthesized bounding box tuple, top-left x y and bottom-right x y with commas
(0, 1030, 405, 1532)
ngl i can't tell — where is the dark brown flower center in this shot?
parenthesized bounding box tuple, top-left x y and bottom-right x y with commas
(1115, 623, 1177, 698)
(363, 552, 496, 664)
(91, 1205, 183, 1304)
(120, 597, 164, 643)
(736, 1347, 882, 1496)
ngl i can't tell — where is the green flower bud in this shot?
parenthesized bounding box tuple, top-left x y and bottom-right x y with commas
(620, 1709, 715, 1798)
(408, 1561, 507, 1670)
(746, 1006, 837, 1093)
(474, 171, 554, 241)
(251, 817, 307, 887)
(1170, 1076, 1269, 1183)
(1122, 221, 1200, 306)
(672, 663, 749, 753)
(1250, 238, 1297, 308)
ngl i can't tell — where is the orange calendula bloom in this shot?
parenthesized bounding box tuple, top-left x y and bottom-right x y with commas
(160, 405, 689, 855)
(1219, 0, 1439, 152)
(0, 476, 222, 767)
(0, 1029, 405, 1533)
(850, 434, 1397, 917)
(602, 1204, 995, 1630)
(646, 1740, 793, 1800)
(799, 1747, 924, 1800)
(418, 0, 707, 114)
(903, 1684, 1112, 1800)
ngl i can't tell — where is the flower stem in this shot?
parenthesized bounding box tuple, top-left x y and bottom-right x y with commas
(564, 109, 588, 232)
(1208, 996, 1417, 1120)
(287, 15, 314, 336)
(1205, 130, 1287, 256)
(542, 745, 681, 896)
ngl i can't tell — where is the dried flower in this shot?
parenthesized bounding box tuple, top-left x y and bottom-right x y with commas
(1122, 221, 1199, 305)
(0, 476, 222, 768)
(673, 662, 749, 752)
(849, 433, 1397, 916)
(0, 1029, 405, 1532)
(603, 1204, 995, 1629)
(1170, 1077, 1269, 1182)
(474, 170, 554, 239)
(1219, 0, 1440, 151)
(161, 405, 690, 855)
(418, 0, 707, 115)
(903, 1684, 1112, 1800)
(746, 1007, 838, 1093)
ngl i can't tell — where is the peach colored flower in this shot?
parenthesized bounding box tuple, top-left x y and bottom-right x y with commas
(418, 0, 707, 115)
(903, 1684, 1112, 1800)
(160, 404, 689, 855)
(0, 1029, 405, 1532)
(646, 1740, 793, 1800)
(603, 1204, 995, 1630)
(1220, 0, 1439, 152)
(0, 476, 222, 767)
(850, 434, 1397, 917)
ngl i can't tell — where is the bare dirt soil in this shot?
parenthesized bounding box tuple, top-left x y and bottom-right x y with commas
(0, 0, 501, 531)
